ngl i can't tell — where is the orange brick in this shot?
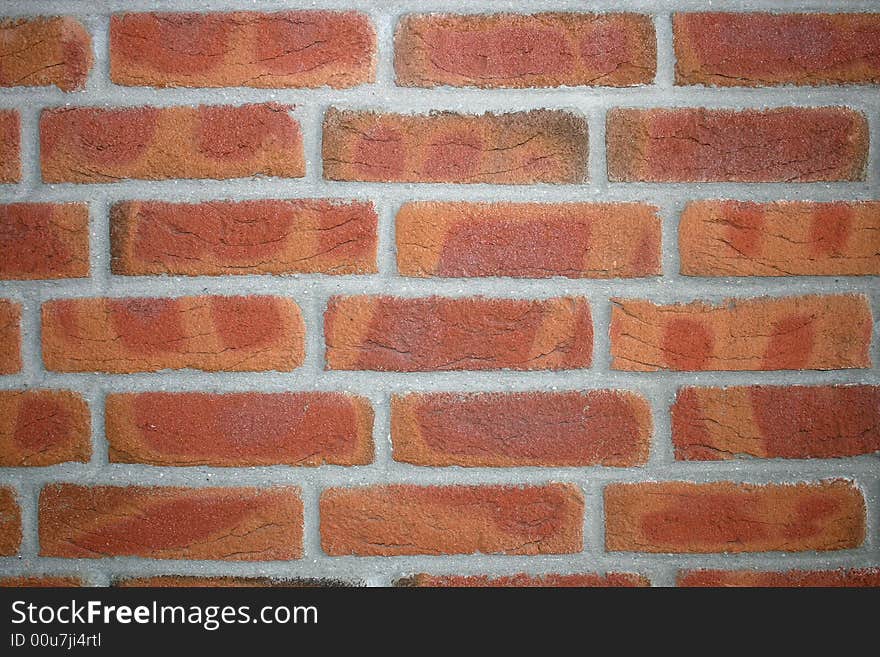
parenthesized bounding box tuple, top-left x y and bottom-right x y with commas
(0, 487, 21, 556)
(678, 569, 880, 587)
(0, 203, 89, 279)
(0, 390, 90, 466)
(0, 110, 20, 183)
(0, 299, 21, 374)
(0, 17, 92, 91)
(397, 573, 649, 587)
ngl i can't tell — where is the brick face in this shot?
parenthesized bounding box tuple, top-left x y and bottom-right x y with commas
(396, 202, 661, 278)
(0, 110, 20, 183)
(606, 107, 868, 182)
(395, 13, 655, 88)
(39, 485, 303, 560)
(110, 11, 375, 89)
(0, 203, 89, 279)
(0, 487, 21, 556)
(106, 392, 373, 466)
(325, 295, 592, 371)
(0, 17, 92, 91)
(40, 104, 305, 182)
(610, 295, 872, 372)
(320, 484, 584, 556)
(111, 200, 378, 276)
(0, 390, 90, 466)
(0, 299, 21, 374)
(605, 480, 865, 553)
(674, 13, 880, 87)
(678, 569, 880, 588)
(42, 296, 304, 373)
(397, 573, 650, 587)
(323, 108, 588, 184)
(391, 391, 651, 467)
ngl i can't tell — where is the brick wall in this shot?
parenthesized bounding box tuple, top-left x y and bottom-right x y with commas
(0, 0, 878, 588)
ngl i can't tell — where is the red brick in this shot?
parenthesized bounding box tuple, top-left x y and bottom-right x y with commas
(323, 108, 588, 184)
(116, 576, 350, 587)
(325, 295, 592, 371)
(0, 487, 21, 556)
(678, 569, 880, 587)
(605, 480, 865, 553)
(680, 200, 880, 276)
(106, 392, 373, 466)
(672, 385, 880, 460)
(610, 295, 872, 372)
(395, 13, 655, 88)
(40, 104, 304, 183)
(0, 576, 81, 587)
(0, 110, 20, 183)
(320, 484, 584, 556)
(0, 17, 92, 91)
(0, 390, 90, 466)
(396, 573, 649, 587)
(0, 299, 21, 374)
(0, 203, 89, 279)
(606, 107, 867, 182)
(42, 296, 304, 373)
(391, 391, 651, 467)
(675, 13, 880, 87)
(396, 202, 660, 278)
(111, 199, 377, 276)
(39, 485, 303, 560)
(111, 11, 374, 88)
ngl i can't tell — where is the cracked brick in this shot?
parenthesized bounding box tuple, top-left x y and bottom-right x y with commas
(0, 389, 90, 466)
(0, 203, 89, 279)
(0, 17, 92, 91)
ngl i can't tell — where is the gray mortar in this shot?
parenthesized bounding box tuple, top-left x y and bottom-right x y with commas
(0, 0, 878, 586)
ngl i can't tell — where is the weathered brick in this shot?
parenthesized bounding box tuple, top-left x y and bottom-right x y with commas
(323, 108, 588, 184)
(41, 104, 304, 183)
(392, 391, 651, 467)
(395, 13, 655, 88)
(116, 576, 351, 587)
(605, 480, 865, 553)
(675, 13, 880, 87)
(396, 202, 660, 278)
(0, 203, 89, 279)
(320, 484, 584, 556)
(111, 11, 374, 88)
(0, 390, 90, 466)
(42, 296, 304, 373)
(0, 110, 20, 183)
(106, 392, 373, 466)
(672, 385, 880, 460)
(0, 299, 21, 374)
(678, 569, 880, 587)
(0, 576, 81, 587)
(610, 295, 872, 371)
(396, 573, 649, 587)
(680, 200, 880, 276)
(0, 17, 92, 91)
(325, 295, 592, 371)
(111, 199, 377, 276)
(39, 485, 303, 560)
(606, 107, 868, 182)
(0, 487, 21, 556)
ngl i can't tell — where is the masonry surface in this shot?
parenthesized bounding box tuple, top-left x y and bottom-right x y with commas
(0, 0, 878, 588)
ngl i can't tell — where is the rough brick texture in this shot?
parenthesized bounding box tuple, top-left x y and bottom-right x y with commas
(606, 107, 868, 182)
(41, 104, 304, 183)
(675, 13, 880, 87)
(42, 296, 304, 373)
(39, 485, 303, 560)
(397, 573, 649, 587)
(0, 390, 90, 466)
(0, 17, 92, 91)
(0, 299, 21, 374)
(323, 108, 588, 184)
(111, 199, 378, 276)
(672, 385, 880, 460)
(0, 487, 20, 556)
(680, 201, 880, 277)
(110, 11, 375, 89)
(610, 295, 872, 371)
(0, 577, 81, 587)
(116, 576, 350, 588)
(320, 484, 584, 556)
(678, 569, 880, 587)
(105, 392, 373, 466)
(396, 202, 661, 278)
(391, 391, 651, 467)
(395, 13, 655, 88)
(0, 203, 89, 279)
(605, 480, 865, 553)
(325, 295, 592, 371)
(0, 109, 19, 182)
